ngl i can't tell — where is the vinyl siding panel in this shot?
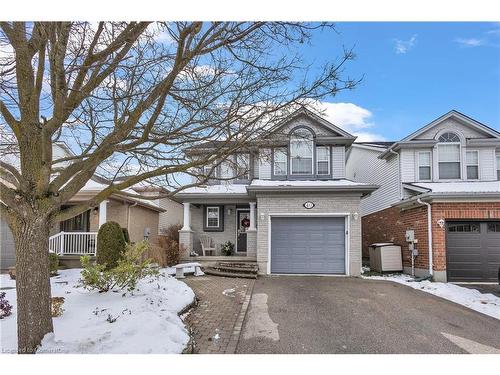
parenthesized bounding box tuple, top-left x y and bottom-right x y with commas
(346, 146, 400, 216)
(400, 148, 415, 183)
(478, 147, 496, 181)
(258, 148, 272, 179)
(332, 146, 345, 178)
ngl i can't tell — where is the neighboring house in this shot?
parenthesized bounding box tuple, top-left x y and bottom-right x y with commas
(0, 143, 165, 270)
(346, 110, 500, 282)
(132, 185, 184, 232)
(175, 108, 378, 276)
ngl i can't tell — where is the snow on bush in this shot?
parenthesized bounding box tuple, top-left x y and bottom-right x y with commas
(0, 268, 195, 354)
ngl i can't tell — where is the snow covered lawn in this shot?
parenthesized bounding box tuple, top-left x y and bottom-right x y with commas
(363, 273, 500, 320)
(0, 268, 195, 354)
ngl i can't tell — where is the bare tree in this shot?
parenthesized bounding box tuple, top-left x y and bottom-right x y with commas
(0, 21, 358, 353)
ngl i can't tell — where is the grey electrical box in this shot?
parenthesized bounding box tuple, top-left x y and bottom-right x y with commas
(405, 230, 415, 242)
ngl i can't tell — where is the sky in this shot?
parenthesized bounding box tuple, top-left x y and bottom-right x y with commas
(300, 22, 500, 142)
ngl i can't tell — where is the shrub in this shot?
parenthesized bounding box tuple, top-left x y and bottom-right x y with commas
(96, 221, 126, 269)
(0, 292, 13, 319)
(158, 224, 182, 266)
(51, 297, 65, 317)
(221, 241, 234, 256)
(121, 227, 130, 244)
(79, 241, 159, 293)
(49, 252, 59, 276)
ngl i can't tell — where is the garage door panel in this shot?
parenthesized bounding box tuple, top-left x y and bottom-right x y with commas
(447, 221, 500, 282)
(271, 216, 345, 274)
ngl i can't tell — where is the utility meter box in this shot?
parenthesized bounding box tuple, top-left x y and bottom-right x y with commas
(369, 243, 403, 272)
(405, 230, 415, 242)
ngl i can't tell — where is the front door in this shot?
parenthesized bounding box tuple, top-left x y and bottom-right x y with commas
(236, 210, 250, 253)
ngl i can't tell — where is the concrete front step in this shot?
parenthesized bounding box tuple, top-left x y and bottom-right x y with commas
(216, 262, 259, 273)
(204, 267, 258, 279)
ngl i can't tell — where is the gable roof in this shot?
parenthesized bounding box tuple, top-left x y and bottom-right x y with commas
(379, 110, 500, 159)
(265, 107, 356, 139)
(401, 110, 500, 141)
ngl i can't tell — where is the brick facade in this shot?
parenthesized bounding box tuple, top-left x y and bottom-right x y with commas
(362, 201, 500, 279)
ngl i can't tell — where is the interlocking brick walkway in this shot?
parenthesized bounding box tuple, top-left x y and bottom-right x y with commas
(182, 275, 254, 354)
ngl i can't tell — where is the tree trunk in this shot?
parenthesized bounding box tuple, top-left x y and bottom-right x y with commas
(12, 215, 53, 354)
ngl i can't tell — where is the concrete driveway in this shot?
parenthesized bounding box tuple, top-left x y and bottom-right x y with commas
(236, 276, 500, 354)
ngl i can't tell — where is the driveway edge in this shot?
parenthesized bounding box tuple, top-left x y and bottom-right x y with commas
(226, 280, 255, 353)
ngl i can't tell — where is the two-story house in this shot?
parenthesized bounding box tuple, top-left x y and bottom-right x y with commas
(346, 110, 500, 282)
(176, 108, 378, 276)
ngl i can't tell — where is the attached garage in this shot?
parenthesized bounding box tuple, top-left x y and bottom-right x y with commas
(1, 217, 16, 270)
(446, 221, 500, 282)
(270, 216, 347, 275)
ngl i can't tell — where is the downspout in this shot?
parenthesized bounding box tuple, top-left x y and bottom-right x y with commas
(417, 198, 433, 278)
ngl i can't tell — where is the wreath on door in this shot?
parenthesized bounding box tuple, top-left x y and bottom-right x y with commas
(241, 217, 250, 228)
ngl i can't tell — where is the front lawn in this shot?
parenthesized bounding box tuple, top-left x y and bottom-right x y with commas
(0, 268, 195, 354)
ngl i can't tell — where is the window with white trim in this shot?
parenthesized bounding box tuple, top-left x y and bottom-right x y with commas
(418, 151, 431, 181)
(206, 207, 220, 228)
(202, 164, 217, 178)
(316, 146, 330, 175)
(290, 128, 313, 175)
(496, 154, 500, 180)
(219, 159, 234, 180)
(236, 153, 250, 180)
(438, 132, 461, 180)
(274, 148, 287, 176)
(466, 150, 479, 180)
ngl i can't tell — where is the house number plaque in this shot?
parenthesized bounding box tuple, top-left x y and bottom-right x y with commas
(303, 201, 315, 209)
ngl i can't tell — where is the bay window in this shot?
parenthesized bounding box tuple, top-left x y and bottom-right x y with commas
(274, 148, 287, 176)
(418, 151, 431, 181)
(290, 128, 313, 175)
(316, 146, 330, 175)
(466, 150, 479, 180)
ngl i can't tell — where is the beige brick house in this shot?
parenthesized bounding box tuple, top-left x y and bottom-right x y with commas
(175, 108, 378, 276)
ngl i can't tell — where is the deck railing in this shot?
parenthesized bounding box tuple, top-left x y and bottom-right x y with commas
(49, 231, 97, 256)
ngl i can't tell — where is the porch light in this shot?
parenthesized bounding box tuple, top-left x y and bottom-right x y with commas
(436, 219, 445, 228)
(259, 212, 266, 221)
(227, 208, 233, 215)
(93, 207, 99, 215)
(352, 212, 359, 221)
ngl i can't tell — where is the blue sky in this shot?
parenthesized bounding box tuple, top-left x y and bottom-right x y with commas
(301, 22, 500, 141)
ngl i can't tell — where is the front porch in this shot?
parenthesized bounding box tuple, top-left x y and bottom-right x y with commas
(178, 200, 258, 259)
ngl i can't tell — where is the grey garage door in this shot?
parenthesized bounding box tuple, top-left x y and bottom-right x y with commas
(1, 217, 16, 270)
(446, 221, 500, 282)
(271, 216, 346, 274)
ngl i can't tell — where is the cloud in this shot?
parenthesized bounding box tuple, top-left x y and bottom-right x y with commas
(455, 37, 486, 47)
(304, 100, 386, 142)
(393, 34, 417, 54)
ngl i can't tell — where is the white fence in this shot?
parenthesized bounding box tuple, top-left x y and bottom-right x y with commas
(49, 232, 97, 256)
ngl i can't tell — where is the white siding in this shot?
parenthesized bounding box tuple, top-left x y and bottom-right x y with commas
(346, 146, 400, 216)
(479, 147, 497, 181)
(332, 146, 345, 178)
(258, 148, 272, 180)
(400, 148, 415, 183)
(252, 153, 259, 179)
(415, 118, 489, 140)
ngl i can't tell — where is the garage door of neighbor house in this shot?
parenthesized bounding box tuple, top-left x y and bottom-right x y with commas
(446, 221, 500, 282)
(1, 217, 16, 270)
(270, 216, 346, 274)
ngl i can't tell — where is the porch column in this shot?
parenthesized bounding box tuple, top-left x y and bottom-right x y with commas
(179, 202, 194, 258)
(249, 202, 257, 230)
(98, 200, 108, 229)
(181, 202, 191, 231)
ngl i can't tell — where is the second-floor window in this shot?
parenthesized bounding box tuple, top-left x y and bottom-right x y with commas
(316, 146, 330, 175)
(290, 128, 313, 175)
(497, 154, 500, 180)
(438, 132, 461, 180)
(236, 153, 250, 180)
(466, 150, 479, 180)
(274, 148, 287, 176)
(418, 151, 431, 181)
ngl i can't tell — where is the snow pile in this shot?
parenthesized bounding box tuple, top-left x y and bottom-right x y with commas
(0, 268, 195, 354)
(364, 273, 500, 320)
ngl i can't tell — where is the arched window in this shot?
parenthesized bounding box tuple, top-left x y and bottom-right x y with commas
(290, 128, 313, 175)
(437, 131, 461, 179)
